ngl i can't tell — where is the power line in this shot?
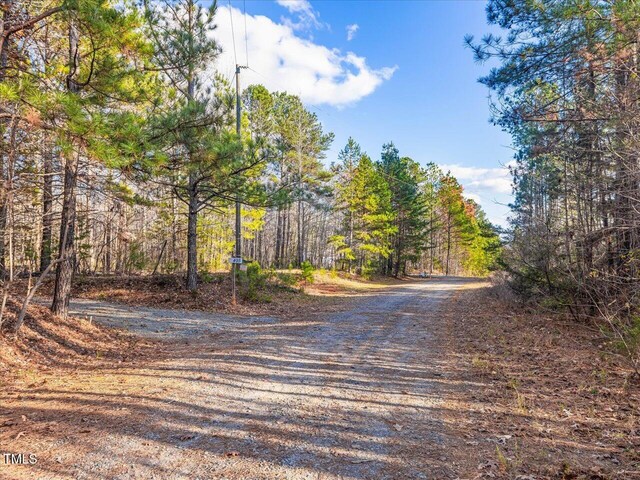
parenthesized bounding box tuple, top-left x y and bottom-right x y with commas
(228, 0, 238, 66)
(243, 0, 249, 67)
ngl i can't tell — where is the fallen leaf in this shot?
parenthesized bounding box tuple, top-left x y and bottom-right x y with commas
(478, 460, 497, 470)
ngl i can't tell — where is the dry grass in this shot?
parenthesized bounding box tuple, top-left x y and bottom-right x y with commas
(439, 283, 640, 479)
(307, 270, 405, 295)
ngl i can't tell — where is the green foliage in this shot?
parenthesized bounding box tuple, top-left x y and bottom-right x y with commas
(435, 174, 502, 276)
(240, 262, 270, 302)
(379, 144, 431, 275)
(3, 0, 160, 172)
(463, 210, 502, 276)
(613, 316, 640, 360)
(301, 261, 314, 284)
(330, 138, 500, 278)
(200, 271, 219, 284)
(276, 271, 298, 287)
(164, 260, 179, 275)
(360, 262, 377, 280)
(332, 141, 396, 273)
(127, 242, 147, 272)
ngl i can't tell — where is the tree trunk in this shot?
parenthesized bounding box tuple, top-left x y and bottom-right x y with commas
(171, 195, 178, 269)
(104, 208, 112, 273)
(274, 207, 282, 267)
(51, 154, 78, 318)
(348, 208, 353, 273)
(284, 205, 291, 266)
(40, 143, 53, 272)
(297, 199, 304, 265)
(0, 194, 6, 279)
(392, 221, 402, 277)
(0, 7, 8, 279)
(186, 174, 198, 291)
(184, 65, 197, 290)
(445, 218, 452, 276)
(429, 209, 435, 275)
(51, 21, 79, 319)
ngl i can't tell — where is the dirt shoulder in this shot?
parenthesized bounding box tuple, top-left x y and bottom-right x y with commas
(439, 282, 640, 479)
(0, 295, 157, 387)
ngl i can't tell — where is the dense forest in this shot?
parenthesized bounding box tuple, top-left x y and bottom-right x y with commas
(0, 0, 500, 321)
(468, 0, 640, 366)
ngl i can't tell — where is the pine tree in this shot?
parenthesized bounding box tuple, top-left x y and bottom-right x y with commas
(46, 0, 156, 318)
(330, 150, 396, 274)
(272, 93, 333, 266)
(143, 0, 257, 291)
(378, 143, 426, 276)
(332, 137, 363, 271)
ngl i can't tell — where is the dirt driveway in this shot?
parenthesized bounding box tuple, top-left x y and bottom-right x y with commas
(2, 277, 481, 480)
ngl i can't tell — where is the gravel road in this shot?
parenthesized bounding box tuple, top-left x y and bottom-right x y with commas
(65, 297, 278, 338)
(8, 276, 479, 480)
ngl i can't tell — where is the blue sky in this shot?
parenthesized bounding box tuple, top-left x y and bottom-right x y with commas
(213, 0, 514, 226)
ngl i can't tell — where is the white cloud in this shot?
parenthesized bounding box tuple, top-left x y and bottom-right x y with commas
(463, 192, 482, 204)
(275, 0, 324, 31)
(440, 163, 513, 195)
(469, 177, 511, 194)
(346, 23, 359, 41)
(214, 5, 397, 108)
(439, 162, 514, 227)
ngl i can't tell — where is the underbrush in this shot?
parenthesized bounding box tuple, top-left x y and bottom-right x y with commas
(6, 266, 398, 322)
(448, 284, 640, 478)
(491, 271, 640, 379)
(237, 262, 302, 302)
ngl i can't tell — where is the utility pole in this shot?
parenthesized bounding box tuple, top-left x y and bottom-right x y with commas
(232, 64, 244, 305)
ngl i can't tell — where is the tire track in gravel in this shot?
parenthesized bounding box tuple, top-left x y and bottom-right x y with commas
(242, 277, 473, 479)
(7, 276, 482, 480)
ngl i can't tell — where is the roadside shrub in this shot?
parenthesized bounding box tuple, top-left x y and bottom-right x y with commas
(301, 261, 314, 284)
(126, 241, 147, 273)
(612, 316, 640, 375)
(241, 261, 269, 302)
(361, 264, 376, 280)
(246, 262, 267, 289)
(276, 271, 298, 287)
(200, 271, 215, 283)
(164, 260, 179, 274)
